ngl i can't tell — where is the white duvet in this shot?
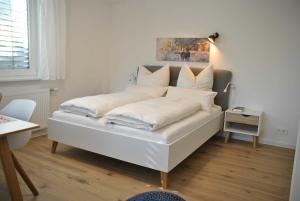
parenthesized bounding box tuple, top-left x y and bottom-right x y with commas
(60, 92, 155, 118)
(104, 97, 203, 130)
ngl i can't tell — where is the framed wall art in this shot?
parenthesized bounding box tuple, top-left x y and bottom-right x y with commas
(156, 38, 210, 62)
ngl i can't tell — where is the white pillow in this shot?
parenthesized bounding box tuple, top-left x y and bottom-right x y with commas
(177, 65, 214, 91)
(166, 86, 217, 111)
(137, 64, 170, 87)
(125, 85, 167, 97)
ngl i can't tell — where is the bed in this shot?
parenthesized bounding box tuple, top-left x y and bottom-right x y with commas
(48, 66, 232, 188)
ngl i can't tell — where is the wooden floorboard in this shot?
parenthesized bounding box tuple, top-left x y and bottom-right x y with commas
(0, 136, 294, 201)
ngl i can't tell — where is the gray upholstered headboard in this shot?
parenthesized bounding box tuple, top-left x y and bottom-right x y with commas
(143, 65, 232, 111)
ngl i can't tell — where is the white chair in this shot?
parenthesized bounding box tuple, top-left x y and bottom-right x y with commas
(0, 99, 39, 196)
(0, 99, 36, 150)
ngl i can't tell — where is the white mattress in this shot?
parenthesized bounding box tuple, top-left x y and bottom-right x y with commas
(51, 106, 222, 144)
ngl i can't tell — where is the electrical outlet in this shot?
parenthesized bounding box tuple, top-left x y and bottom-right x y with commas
(276, 128, 289, 136)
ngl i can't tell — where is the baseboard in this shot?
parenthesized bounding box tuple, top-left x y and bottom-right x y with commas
(217, 132, 295, 149)
(32, 128, 47, 138)
(259, 138, 295, 149)
(230, 133, 295, 149)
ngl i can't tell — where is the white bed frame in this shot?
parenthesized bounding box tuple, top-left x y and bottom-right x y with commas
(48, 66, 231, 188)
(48, 113, 223, 188)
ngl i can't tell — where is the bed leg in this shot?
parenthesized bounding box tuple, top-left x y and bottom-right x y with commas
(160, 172, 168, 189)
(51, 141, 58, 154)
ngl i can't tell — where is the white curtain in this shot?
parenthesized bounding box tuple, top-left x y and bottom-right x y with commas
(36, 0, 66, 80)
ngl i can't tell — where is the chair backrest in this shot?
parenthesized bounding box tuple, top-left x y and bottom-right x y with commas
(0, 99, 36, 121)
(0, 99, 36, 150)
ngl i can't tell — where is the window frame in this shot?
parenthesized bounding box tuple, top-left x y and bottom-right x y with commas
(0, 0, 39, 82)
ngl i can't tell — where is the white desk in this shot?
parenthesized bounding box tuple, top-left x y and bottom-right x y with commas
(0, 115, 39, 201)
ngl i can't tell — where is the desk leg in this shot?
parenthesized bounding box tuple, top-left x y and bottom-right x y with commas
(0, 137, 23, 201)
(12, 153, 39, 196)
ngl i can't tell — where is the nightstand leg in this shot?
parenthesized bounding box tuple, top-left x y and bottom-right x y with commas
(253, 136, 258, 149)
(224, 131, 231, 143)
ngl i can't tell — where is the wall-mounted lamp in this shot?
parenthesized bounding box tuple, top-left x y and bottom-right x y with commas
(208, 32, 220, 43)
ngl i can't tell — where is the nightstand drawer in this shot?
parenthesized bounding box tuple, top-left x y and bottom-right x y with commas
(226, 113, 259, 126)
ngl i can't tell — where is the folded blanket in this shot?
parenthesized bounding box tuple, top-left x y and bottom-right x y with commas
(104, 97, 202, 130)
(60, 85, 167, 118)
(60, 92, 153, 118)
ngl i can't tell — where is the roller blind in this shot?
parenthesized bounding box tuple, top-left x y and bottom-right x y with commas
(0, 0, 29, 70)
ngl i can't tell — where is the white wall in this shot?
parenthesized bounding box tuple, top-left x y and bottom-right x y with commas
(50, 0, 112, 112)
(290, 122, 300, 201)
(0, 0, 111, 113)
(109, 0, 300, 148)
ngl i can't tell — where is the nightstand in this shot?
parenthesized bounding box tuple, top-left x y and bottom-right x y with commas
(224, 108, 263, 149)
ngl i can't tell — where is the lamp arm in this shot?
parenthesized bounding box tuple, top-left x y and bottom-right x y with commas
(223, 82, 232, 93)
(128, 72, 137, 85)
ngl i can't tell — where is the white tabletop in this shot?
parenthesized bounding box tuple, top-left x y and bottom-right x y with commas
(0, 115, 39, 136)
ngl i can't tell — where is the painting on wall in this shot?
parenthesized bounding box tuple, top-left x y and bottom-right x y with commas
(156, 38, 210, 62)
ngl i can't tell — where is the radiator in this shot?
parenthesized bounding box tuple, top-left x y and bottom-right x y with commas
(0, 87, 50, 129)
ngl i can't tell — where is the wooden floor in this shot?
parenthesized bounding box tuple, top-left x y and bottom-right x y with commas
(0, 136, 294, 201)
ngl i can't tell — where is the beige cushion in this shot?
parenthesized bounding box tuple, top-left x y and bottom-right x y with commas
(167, 86, 217, 111)
(177, 65, 213, 90)
(125, 85, 167, 97)
(137, 64, 170, 87)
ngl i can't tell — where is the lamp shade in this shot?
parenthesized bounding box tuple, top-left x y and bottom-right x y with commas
(208, 32, 220, 43)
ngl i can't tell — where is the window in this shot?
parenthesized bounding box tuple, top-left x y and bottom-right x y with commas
(0, 0, 37, 81)
(0, 0, 66, 81)
(0, 0, 29, 70)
